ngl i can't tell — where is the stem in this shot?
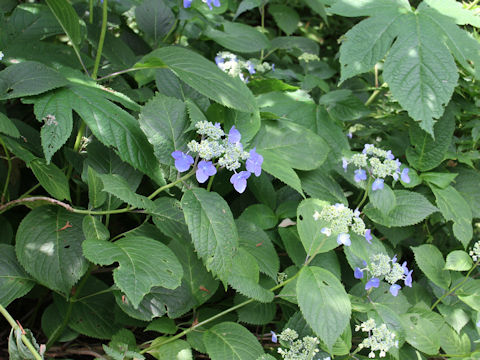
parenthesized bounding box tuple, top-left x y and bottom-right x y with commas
(468, 0, 479, 9)
(46, 265, 94, 349)
(260, 5, 265, 60)
(66, 121, 86, 181)
(73, 287, 114, 302)
(364, 89, 381, 107)
(19, 183, 41, 198)
(91, 0, 108, 79)
(147, 170, 195, 200)
(0, 304, 43, 360)
(206, 165, 220, 192)
(0, 136, 12, 203)
(430, 260, 479, 311)
(89, 0, 94, 24)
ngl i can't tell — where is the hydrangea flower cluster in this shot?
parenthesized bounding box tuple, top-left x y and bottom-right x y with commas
(271, 329, 320, 360)
(313, 203, 372, 246)
(354, 254, 413, 296)
(342, 144, 410, 191)
(469, 241, 480, 262)
(171, 121, 263, 193)
(298, 53, 320, 63)
(215, 51, 273, 83)
(183, 0, 220, 10)
(355, 319, 398, 358)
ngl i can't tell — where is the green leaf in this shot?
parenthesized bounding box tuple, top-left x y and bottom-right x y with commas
(203, 322, 264, 360)
(456, 279, 480, 311)
(412, 244, 451, 290)
(444, 250, 473, 271)
(168, 238, 219, 307)
(299, 168, 347, 204)
(364, 190, 437, 227)
(423, 0, 480, 27)
(253, 120, 329, 171)
(227, 248, 274, 302)
(234, 292, 276, 325)
(437, 304, 470, 334)
(137, 47, 257, 112)
(82, 215, 109, 241)
(406, 108, 455, 171)
(82, 236, 183, 308)
(383, 12, 458, 134)
(135, 0, 175, 42)
(234, 0, 261, 19)
(53, 277, 121, 339)
(181, 188, 238, 280)
(204, 21, 270, 53)
(319, 89, 369, 121)
(15, 206, 88, 295)
(152, 197, 191, 241)
(248, 78, 299, 95)
(29, 158, 71, 201)
(145, 317, 177, 334)
(401, 309, 441, 354)
(368, 183, 396, 215)
(0, 61, 67, 100)
(31, 90, 73, 163)
(454, 168, 480, 218)
(0, 113, 20, 138)
(139, 93, 189, 165)
(238, 204, 277, 230)
(420, 172, 457, 188)
(302, 0, 328, 22)
(297, 266, 351, 350)
(269, 5, 300, 35)
(439, 324, 471, 356)
(237, 220, 280, 280)
(8, 328, 42, 360)
(279, 227, 306, 267)
(329, 0, 410, 17)
(315, 107, 350, 158)
(297, 199, 339, 257)
(271, 36, 319, 55)
(0, 244, 35, 307)
(148, 339, 192, 360)
(99, 173, 155, 211)
(45, 0, 82, 46)
(87, 167, 107, 208)
(431, 185, 473, 248)
(41, 303, 78, 343)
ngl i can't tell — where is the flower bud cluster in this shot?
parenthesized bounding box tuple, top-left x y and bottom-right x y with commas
(273, 328, 320, 360)
(215, 51, 273, 83)
(470, 241, 480, 262)
(342, 144, 410, 191)
(298, 53, 320, 63)
(313, 204, 372, 246)
(355, 319, 398, 358)
(171, 121, 263, 193)
(354, 254, 413, 296)
(183, 0, 220, 10)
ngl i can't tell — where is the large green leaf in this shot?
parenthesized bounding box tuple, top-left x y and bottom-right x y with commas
(45, 0, 83, 45)
(431, 185, 473, 248)
(181, 188, 238, 280)
(204, 21, 270, 53)
(456, 279, 480, 311)
(269, 5, 299, 35)
(364, 190, 437, 227)
(31, 90, 73, 164)
(260, 152, 304, 196)
(29, 158, 71, 201)
(299, 168, 347, 204)
(330, 0, 410, 17)
(82, 235, 183, 308)
(135, 0, 175, 43)
(444, 250, 473, 272)
(152, 197, 191, 241)
(139, 92, 189, 165)
(253, 120, 329, 171)
(15, 206, 88, 295)
(401, 309, 441, 354)
(137, 47, 257, 112)
(297, 266, 351, 351)
(0, 61, 67, 100)
(0, 113, 20, 138)
(454, 168, 480, 218)
(412, 244, 451, 290)
(238, 205, 277, 230)
(0, 244, 35, 307)
(203, 322, 265, 360)
(406, 108, 455, 171)
(423, 0, 480, 27)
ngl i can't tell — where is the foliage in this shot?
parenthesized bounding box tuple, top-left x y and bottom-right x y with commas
(0, 0, 480, 359)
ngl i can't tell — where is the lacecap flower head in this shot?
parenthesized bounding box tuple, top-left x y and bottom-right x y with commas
(171, 121, 263, 193)
(342, 144, 411, 191)
(183, 0, 220, 9)
(355, 319, 398, 358)
(313, 203, 371, 246)
(215, 51, 273, 83)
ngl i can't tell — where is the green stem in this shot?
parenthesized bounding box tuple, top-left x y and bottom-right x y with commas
(147, 170, 195, 200)
(91, 0, 108, 79)
(468, 0, 480, 9)
(73, 287, 114, 302)
(89, 0, 94, 23)
(356, 178, 372, 210)
(66, 121, 86, 181)
(46, 265, 94, 349)
(430, 260, 479, 311)
(206, 165, 220, 192)
(364, 89, 381, 107)
(260, 5, 265, 60)
(0, 136, 12, 203)
(19, 183, 41, 198)
(0, 304, 43, 360)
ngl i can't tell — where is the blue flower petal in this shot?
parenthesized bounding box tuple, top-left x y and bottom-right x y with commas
(270, 331, 277, 343)
(246, 147, 263, 177)
(172, 151, 193, 172)
(228, 126, 241, 144)
(337, 233, 351, 246)
(401, 167, 411, 183)
(354, 267, 364, 279)
(196, 160, 216, 183)
(354, 169, 367, 182)
(389, 284, 401, 296)
(230, 171, 251, 193)
(183, 0, 193, 7)
(365, 229, 372, 244)
(372, 178, 384, 191)
(365, 277, 380, 290)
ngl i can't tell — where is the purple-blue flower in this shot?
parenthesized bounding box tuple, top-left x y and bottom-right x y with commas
(362, 144, 373, 154)
(342, 158, 348, 171)
(230, 171, 251, 193)
(365, 277, 380, 290)
(172, 151, 194, 172)
(372, 178, 384, 191)
(385, 150, 395, 160)
(347, 132, 353, 139)
(365, 229, 372, 244)
(183, 0, 193, 8)
(196, 160, 216, 183)
(389, 284, 401, 296)
(354, 169, 367, 182)
(246, 61, 256, 75)
(228, 126, 241, 144)
(401, 168, 411, 183)
(337, 233, 351, 246)
(203, 0, 221, 9)
(271, 64, 275, 71)
(215, 56, 224, 65)
(404, 270, 413, 287)
(246, 147, 263, 177)
(392, 255, 398, 263)
(271, 331, 277, 343)
(354, 267, 364, 279)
